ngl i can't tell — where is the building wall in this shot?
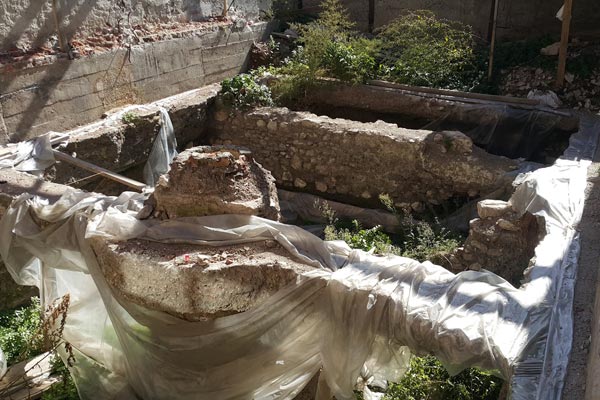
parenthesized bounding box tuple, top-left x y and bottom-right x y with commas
(302, 0, 600, 40)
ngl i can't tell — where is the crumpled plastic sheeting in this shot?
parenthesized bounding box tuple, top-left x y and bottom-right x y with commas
(0, 106, 177, 188)
(0, 134, 56, 175)
(143, 107, 177, 187)
(0, 347, 6, 380)
(419, 102, 575, 161)
(509, 113, 600, 400)
(0, 133, 590, 400)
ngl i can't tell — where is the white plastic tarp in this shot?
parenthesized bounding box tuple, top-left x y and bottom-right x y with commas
(0, 141, 589, 400)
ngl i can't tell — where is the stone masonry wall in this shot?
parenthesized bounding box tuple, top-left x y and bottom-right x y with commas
(209, 106, 520, 210)
(0, 22, 271, 143)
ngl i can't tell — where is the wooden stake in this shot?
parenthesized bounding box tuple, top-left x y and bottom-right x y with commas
(556, 0, 574, 89)
(487, 0, 500, 81)
(51, 0, 65, 52)
(222, 0, 228, 16)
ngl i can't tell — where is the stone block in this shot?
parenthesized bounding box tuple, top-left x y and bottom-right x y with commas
(151, 145, 281, 220)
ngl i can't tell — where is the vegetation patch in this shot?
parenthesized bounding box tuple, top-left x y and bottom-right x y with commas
(383, 356, 503, 400)
(318, 195, 461, 263)
(0, 297, 79, 400)
(219, 73, 274, 110)
(374, 10, 484, 91)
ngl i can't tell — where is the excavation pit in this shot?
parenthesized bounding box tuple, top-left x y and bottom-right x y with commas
(0, 81, 596, 400)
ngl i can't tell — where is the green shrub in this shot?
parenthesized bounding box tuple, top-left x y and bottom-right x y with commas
(0, 297, 44, 365)
(400, 219, 460, 263)
(322, 41, 378, 83)
(384, 356, 503, 400)
(0, 297, 80, 399)
(265, 0, 378, 102)
(219, 73, 274, 110)
(375, 10, 482, 90)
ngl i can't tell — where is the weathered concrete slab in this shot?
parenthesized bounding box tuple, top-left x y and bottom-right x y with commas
(47, 84, 220, 188)
(90, 238, 315, 321)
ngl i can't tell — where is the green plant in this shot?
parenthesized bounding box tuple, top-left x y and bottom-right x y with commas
(266, 0, 373, 102)
(325, 220, 394, 254)
(42, 355, 79, 400)
(322, 41, 378, 83)
(219, 73, 274, 110)
(0, 295, 79, 399)
(0, 297, 44, 365)
(378, 194, 461, 262)
(121, 111, 140, 125)
(375, 10, 483, 90)
(384, 356, 503, 400)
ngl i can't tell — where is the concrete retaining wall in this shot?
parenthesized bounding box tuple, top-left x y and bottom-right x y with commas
(0, 22, 271, 143)
(303, 0, 600, 40)
(0, 0, 270, 51)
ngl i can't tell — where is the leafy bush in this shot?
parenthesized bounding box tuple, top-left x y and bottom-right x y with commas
(322, 41, 378, 83)
(219, 73, 274, 110)
(265, 0, 379, 102)
(400, 219, 460, 263)
(374, 10, 482, 90)
(384, 356, 503, 400)
(0, 297, 44, 365)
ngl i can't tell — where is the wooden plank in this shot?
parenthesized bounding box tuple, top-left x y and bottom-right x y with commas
(556, 0, 574, 88)
(52, 150, 146, 192)
(367, 79, 541, 106)
(0, 352, 55, 399)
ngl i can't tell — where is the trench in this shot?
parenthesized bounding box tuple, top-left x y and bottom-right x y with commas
(3, 82, 592, 400)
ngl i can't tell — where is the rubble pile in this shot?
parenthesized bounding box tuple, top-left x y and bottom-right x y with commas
(499, 41, 600, 112)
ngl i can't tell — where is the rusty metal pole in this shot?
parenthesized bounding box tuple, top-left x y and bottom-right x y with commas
(556, 0, 574, 89)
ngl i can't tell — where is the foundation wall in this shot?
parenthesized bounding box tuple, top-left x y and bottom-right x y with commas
(0, 22, 271, 143)
(209, 106, 518, 209)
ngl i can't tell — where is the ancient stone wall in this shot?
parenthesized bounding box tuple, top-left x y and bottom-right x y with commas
(0, 22, 271, 143)
(209, 106, 519, 210)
